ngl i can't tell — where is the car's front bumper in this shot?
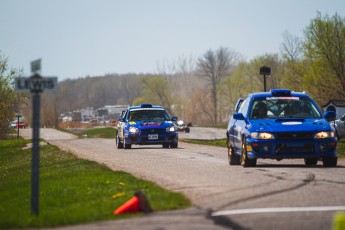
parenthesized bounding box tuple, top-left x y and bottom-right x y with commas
(125, 131, 178, 145)
(246, 138, 337, 159)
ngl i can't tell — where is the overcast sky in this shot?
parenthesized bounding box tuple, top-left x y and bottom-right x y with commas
(1, 0, 345, 80)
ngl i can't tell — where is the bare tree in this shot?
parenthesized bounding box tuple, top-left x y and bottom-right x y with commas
(281, 31, 303, 62)
(119, 75, 142, 105)
(197, 47, 239, 124)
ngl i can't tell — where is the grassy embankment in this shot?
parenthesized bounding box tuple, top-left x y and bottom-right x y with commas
(0, 138, 190, 229)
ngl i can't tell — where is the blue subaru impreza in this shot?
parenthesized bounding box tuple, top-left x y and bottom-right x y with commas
(226, 89, 337, 167)
(116, 104, 178, 149)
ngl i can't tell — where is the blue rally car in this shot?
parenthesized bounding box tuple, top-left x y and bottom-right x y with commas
(226, 89, 337, 167)
(116, 104, 179, 149)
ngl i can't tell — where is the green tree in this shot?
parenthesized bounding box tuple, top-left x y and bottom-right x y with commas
(0, 54, 22, 138)
(141, 76, 173, 113)
(303, 12, 345, 100)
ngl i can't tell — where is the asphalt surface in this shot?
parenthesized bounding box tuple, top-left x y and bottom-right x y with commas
(20, 128, 345, 230)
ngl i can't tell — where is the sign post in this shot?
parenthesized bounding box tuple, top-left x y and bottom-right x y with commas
(16, 114, 22, 139)
(14, 60, 57, 215)
(259, 66, 271, 92)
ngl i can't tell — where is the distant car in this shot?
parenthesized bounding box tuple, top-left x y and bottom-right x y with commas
(11, 121, 28, 129)
(109, 119, 117, 127)
(332, 114, 345, 140)
(226, 89, 337, 167)
(116, 104, 179, 149)
(177, 120, 185, 131)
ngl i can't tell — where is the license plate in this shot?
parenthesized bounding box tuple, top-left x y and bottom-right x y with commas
(148, 134, 158, 140)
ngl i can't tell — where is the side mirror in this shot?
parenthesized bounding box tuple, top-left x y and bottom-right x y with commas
(118, 117, 125, 122)
(171, 116, 178, 121)
(233, 112, 245, 120)
(324, 111, 336, 122)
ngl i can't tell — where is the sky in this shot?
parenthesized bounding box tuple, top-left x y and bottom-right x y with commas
(1, 0, 345, 80)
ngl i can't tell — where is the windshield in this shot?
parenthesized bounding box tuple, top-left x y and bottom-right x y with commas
(129, 109, 170, 121)
(249, 96, 322, 119)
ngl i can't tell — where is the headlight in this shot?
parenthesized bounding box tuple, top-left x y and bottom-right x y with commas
(314, 131, 335, 139)
(129, 126, 139, 133)
(251, 132, 275, 139)
(166, 126, 176, 132)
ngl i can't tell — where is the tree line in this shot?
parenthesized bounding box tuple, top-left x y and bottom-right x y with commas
(1, 12, 345, 137)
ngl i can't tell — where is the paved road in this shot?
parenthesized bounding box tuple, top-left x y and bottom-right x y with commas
(21, 128, 345, 230)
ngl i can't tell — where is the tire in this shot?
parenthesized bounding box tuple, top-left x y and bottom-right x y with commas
(162, 143, 170, 148)
(170, 142, 178, 148)
(116, 133, 124, 149)
(227, 138, 240, 165)
(240, 137, 257, 167)
(304, 158, 318, 166)
(322, 156, 337, 167)
(123, 138, 131, 149)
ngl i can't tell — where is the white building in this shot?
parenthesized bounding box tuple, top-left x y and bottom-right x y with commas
(321, 100, 345, 119)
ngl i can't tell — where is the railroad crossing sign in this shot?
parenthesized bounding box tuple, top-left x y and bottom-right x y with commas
(14, 60, 58, 215)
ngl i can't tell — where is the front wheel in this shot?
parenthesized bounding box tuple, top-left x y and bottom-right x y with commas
(227, 138, 240, 165)
(322, 156, 337, 167)
(116, 133, 123, 149)
(123, 138, 131, 149)
(170, 142, 178, 148)
(240, 137, 257, 167)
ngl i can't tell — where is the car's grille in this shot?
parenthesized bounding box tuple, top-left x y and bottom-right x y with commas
(142, 136, 165, 141)
(141, 128, 165, 135)
(275, 132, 314, 140)
(275, 143, 314, 154)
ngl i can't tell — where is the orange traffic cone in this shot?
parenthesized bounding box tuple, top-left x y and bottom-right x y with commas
(114, 190, 152, 215)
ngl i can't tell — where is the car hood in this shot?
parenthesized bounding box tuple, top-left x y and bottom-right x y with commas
(249, 118, 332, 133)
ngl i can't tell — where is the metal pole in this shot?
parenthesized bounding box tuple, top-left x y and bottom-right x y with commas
(17, 115, 20, 139)
(31, 92, 40, 215)
(264, 75, 267, 92)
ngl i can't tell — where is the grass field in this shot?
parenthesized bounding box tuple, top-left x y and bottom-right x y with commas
(0, 138, 190, 229)
(77, 127, 116, 138)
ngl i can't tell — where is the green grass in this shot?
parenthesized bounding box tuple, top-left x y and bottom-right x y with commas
(0, 139, 190, 229)
(337, 139, 345, 158)
(57, 127, 117, 139)
(77, 127, 116, 138)
(180, 138, 227, 148)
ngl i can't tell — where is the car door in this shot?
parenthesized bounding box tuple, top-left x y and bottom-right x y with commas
(228, 98, 244, 145)
(117, 110, 128, 140)
(233, 97, 250, 150)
